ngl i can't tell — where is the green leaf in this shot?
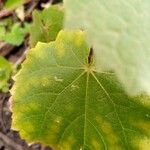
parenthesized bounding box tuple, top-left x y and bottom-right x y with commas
(11, 31, 150, 149)
(64, 0, 150, 95)
(0, 26, 5, 35)
(4, 0, 26, 9)
(0, 18, 13, 37)
(0, 22, 30, 46)
(0, 56, 12, 92)
(30, 5, 64, 47)
(0, 17, 13, 27)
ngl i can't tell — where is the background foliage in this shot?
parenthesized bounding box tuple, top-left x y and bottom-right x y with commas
(30, 5, 64, 47)
(0, 56, 12, 92)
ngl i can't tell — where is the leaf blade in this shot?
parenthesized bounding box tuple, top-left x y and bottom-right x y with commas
(11, 30, 150, 150)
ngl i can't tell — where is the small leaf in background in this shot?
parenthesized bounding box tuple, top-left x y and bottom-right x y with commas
(11, 30, 150, 149)
(0, 26, 5, 35)
(64, 0, 150, 95)
(0, 56, 12, 92)
(0, 22, 30, 46)
(30, 5, 64, 47)
(0, 17, 13, 27)
(4, 0, 26, 10)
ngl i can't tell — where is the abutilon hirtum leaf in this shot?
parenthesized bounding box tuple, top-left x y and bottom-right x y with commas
(11, 30, 150, 150)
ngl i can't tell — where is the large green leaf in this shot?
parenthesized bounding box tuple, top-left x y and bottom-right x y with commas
(30, 5, 64, 47)
(64, 0, 150, 95)
(0, 56, 12, 92)
(11, 31, 150, 150)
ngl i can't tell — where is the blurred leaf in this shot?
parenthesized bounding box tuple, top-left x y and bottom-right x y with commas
(0, 23, 30, 46)
(15, 5, 25, 21)
(30, 5, 64, 47)
(11, 30, 150, 149)
(4, 0, 26, 10)
(0, 26, 5, 35)
(64, 0, 150, 95)
(0, 17, 13, 27)
(0, 56, 12, 92)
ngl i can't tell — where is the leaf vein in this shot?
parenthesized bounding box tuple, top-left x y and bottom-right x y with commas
(91, 72, 129, 149)
(38, 71, 85, 138)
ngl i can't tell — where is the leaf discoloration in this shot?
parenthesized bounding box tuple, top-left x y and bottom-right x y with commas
(11, 30, 150, 150)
